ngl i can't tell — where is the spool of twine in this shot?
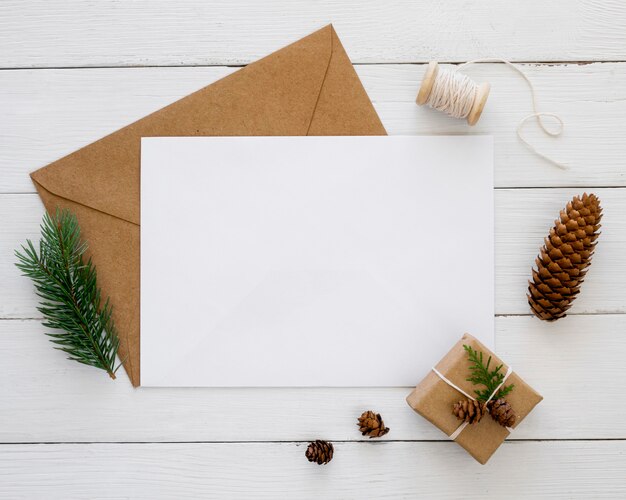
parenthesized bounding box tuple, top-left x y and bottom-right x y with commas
(416, 59, 567, 169)
(417, 61, 490, 126)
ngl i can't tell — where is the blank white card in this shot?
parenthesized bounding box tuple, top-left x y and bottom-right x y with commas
(140, 136, 494, 387)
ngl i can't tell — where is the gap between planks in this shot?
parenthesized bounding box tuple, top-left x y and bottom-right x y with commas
(2, 312, 625, 321)
(3, 187, 626, 196)
(1, 60, 626, 71)
(1, 438, 625, 446)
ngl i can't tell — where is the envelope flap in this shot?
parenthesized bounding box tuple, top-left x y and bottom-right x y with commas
(308, 27, 386, 136)
(30, 25, 340, 225)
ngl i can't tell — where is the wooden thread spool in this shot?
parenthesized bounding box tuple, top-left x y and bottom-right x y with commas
(416, 61, 490, 126)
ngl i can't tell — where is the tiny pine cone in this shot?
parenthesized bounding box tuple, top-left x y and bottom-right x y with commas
(488, 398, 517, 428)
(305, 440, 334, 465)
(357, 410, 390, 438)
(452, 398, 486, 424)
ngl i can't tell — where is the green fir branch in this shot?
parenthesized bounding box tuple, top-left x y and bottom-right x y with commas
(15, 209, 121, 378)
(463, 344, 514, 402)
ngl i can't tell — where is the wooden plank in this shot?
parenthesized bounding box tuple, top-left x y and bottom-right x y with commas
(2, 188, 623, 319)
(1, 1, 626, 68)
(3, 63, 626, 192)
(0, 441, 624, 498)
(1, 314, 624, 443)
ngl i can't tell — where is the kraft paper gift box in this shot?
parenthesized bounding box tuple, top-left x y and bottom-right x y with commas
(28, 25, 386, 386)
(406, 333, 543, 464)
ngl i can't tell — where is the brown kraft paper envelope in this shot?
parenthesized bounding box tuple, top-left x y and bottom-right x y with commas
(406, 333, 542, 464)
(29, 25, 387, 386)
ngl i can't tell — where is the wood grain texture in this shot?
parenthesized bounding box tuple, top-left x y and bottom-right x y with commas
(1, 441, 625, 499)
(1, 1, 626, 68)
(2, 189, 623, 319)
(3, 4, 626, 496)
(3, 63, 626, 194)
(1, 314, 625, 443)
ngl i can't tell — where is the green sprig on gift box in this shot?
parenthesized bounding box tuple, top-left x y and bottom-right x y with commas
(463, 344, 514, 402)
(15, 209, 121, 379)
(451, 345, 517, 428)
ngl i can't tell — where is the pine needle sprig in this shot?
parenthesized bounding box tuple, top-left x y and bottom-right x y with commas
(15, 209, 121, 379)
(463, 344, 514, 402)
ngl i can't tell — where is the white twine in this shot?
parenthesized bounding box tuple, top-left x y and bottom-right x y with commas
(431, 364, 514, 441)
(425, 58, 567, 170)
(427, 70, 477, 120)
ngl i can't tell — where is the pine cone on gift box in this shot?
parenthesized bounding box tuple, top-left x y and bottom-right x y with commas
(305, 440, 334, 465)
(487, 398, 516, 428)
(452, 399, 487, 424)
(357, 410, 390, 438)
(528, 193, 602, 321)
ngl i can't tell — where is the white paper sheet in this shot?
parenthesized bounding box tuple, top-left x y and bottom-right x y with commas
(140, 136, 494, 387)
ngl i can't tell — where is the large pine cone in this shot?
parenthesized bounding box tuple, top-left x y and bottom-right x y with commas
(528, 193, 602, 321)
(305, 440, 334, 465)
(452, 399, 487, 424)
(487, 398, 516, 428)
(357, 410, 390, 438)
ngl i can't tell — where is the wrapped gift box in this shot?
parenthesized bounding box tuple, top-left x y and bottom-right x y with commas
(406, 333, 543, 464)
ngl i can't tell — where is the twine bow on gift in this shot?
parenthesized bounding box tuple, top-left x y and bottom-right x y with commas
(432, 365, 514, 440)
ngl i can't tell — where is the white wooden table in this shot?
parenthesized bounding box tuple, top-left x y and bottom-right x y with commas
(2, 2, 626, 498)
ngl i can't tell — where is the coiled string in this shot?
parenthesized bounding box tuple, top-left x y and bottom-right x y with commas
(425, 59, 567, 170)
(428, 70, 477, 119)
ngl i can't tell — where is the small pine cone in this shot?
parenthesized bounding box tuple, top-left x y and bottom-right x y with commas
(528, 193, 602, 321)
(487, 398, 516, 428)
(357, 410, 390, 438)
(305, 440, 334, 465)
(452, 399, 487, 424)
